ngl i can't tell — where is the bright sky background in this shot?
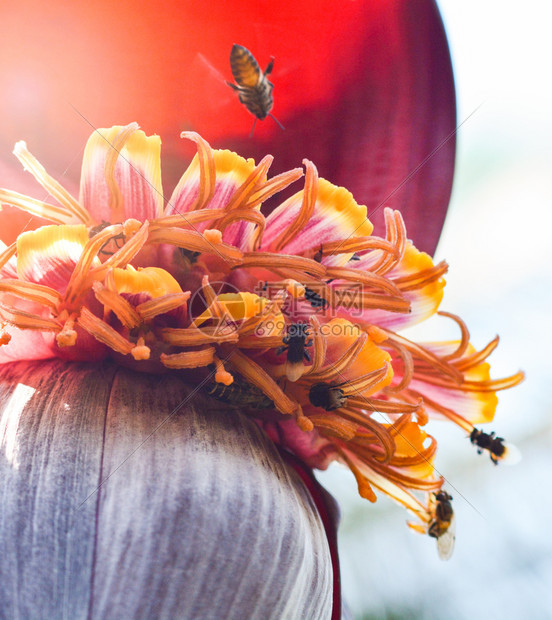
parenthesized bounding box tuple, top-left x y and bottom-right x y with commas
(318, 2, 552, 618)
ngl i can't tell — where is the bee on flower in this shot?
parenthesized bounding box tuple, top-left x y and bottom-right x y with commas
(0, 123, 524, 558)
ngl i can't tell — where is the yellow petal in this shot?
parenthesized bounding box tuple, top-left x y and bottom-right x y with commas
(110, 266, 182, 299)
(16, 225, 89, 285)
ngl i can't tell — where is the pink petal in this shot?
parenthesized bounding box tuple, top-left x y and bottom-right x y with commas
(0, 328, 57, 364)
(79, 125, 163, 224)
(16, 225, 89, 289)
(407, 377, 498, 426)
(262, 178, 373, 261)
(341, 243, 445, 330)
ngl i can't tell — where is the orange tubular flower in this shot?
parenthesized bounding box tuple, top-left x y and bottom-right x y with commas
(0, 123, 523, 555)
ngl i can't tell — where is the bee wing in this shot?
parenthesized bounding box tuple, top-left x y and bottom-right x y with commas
(188, 53, 235, 110)
(500, 442, 522, 466)
(436, 514, 456, 561)
(194, 52, 228, 84)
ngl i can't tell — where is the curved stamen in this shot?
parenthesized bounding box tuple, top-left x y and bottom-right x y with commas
(0, 279, 61, 309)
(381, 329, 463, 383)
(308, 333, 368, 382)
(0, 189, 77, 225)
(13, 141, 90, 224)
(326, 266, 403, 296)
(92, 281, 141, 328)
(136, 292, 191, 321)
(454, 337, 500, 371)
(244, 167, 304, 210)
(180, 132, 216, 211)
(384, 339, 414, 393)
(393, 260, 448, 292)
(0, 302, 60, 331)
(273, 160, 318, 251)
(304, 236, 400, 261)
(224, 155, 273, 212)
(77, 306, 134, 354)
(160, 326, 239, 346)
(228, 350, 300, 418)
(217, 208, 266, 250)
(237, 252, 326, 278)
(148, 226, 243, 263)
(438, 311, 471, 361)
(309, 413, 357, 440)
(161, 346, 215, 369)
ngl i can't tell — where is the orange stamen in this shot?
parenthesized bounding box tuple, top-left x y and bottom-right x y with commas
(77, 306, 134, 355)
(160, 326, 239, 346)
(237, 252, 326, 278)
(13, 141, 90, 224)
(180, 132, 216, 211)
(0, 279, 61, 309)
(136, 292, 191, 321)
(56, 313, 78, 347)
(224, 155, 273, 212)
(0, 189, 76, 225)
(217, 208, 266, 250)
(0, 302, 60, 331)
(148, 226, 243, 263)
(309, 413, 357, 440)
(244, 167, 304, 209)
(213, 355, 234, 385)
(92, 281, 141, 328)
(160, 346, 215, 369)
(131, 337, 151, 360)
(229, 350, 299, 417)
(273, 160, 318, 251)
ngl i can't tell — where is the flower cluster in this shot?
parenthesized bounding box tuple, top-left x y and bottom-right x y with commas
(0, 124, 523, 550)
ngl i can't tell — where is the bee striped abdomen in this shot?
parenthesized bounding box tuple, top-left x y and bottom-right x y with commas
(205, 377, 274, 409)
(228, 44, 275, 122)
(230, 44, 261, 88)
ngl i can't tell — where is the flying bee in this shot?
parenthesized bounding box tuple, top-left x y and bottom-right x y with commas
(227, 44, 285, 136)
(277, 323, 312, 382)
(428, 490, 455, 561)
(308, 382, 347, 411)
(205, 373, 274, 410)
(469, 427, 521, 465)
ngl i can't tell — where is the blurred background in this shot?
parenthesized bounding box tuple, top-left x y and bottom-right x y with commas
(318, 1, 552, 618)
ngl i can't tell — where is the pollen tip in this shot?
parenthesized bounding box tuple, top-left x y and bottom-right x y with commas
(367, 325, 388, 343)
(359, 481, 377, 503)
(416, 406, 429, 426)
(297, 413, 314, 433)
(123, 218, 142, 237)
(204, 228, 223, 244)
(56, 329, 77, 348)
(131, 344, 151, 360)
(0, 331, 12, 345)
(216, 370, 234, 386)
(13, 140, 27, 155)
